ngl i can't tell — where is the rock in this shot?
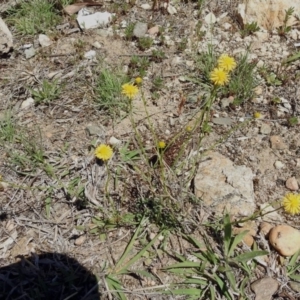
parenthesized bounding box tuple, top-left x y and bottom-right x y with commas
(167, 4, 177, 15)
(237, 0, 300, 30)
(133, 22, 148, 38)
(38, 34, 52, 47)
(148, 26, 160, 35)
(204, 12, 217, 24)
(286, 177, 299, 191)
(274, 160, 285, 169)
(251, 277, 278, 300)
(109, 136, 121, 146)
(84, 50, 96, 59)
(221, 97, 234, 109)
(21, 97, 34, 109)
(141, 3, 151, 10)
(85, 124, 105, 136)
(259, 222, 273, 238)
(77, 9, 114, 30)
(259, 203, 283, 222)
(24, 47, 36, 59)
(269, 225, 300, 256)
(92, 41, 102, 49)
(0, 17, 13, 54)
(212, 117, 233, 126)
(270, 135, 286, 150)
(194, 152, 255, 217)
(260, 123, 272, 135)
(74, 235, 86, 246)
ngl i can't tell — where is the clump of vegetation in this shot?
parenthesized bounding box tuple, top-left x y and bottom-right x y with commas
(6, 0, 61, 34)
(240, 21, 260, 38)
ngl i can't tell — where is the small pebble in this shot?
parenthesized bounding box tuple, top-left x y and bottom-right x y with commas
(286, 177, 299, 191)
(260, 123, 272, 135)
(274, 161, 284, 169)
(75, 235, 86, 246)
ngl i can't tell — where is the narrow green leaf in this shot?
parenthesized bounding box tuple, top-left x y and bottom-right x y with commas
(234, 250, 269, 262)
(105, 276, 127, 300)
(184, 278, 207, 285)
(164, 261, 200, 269)
(114, 217, 145, 272)
(289, 274, 300, 281)
(209, 285, 215, 300)
(228, 230, 249, 257)
(224, 265, 237, 292)
(224, 213, 232, 256)
(289, 249, 300, 268)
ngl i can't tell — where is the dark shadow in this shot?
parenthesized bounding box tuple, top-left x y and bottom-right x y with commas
(0, 252, 101, 300)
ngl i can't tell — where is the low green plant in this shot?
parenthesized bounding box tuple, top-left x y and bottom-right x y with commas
(152, 76, 164, 91)
(240, 22, 260, 38)
(0, 111, 17, 143)
(151, 49, 166, 62)
(163, 214, 268, 299)
(30, 79, 62, 105)
(128, 55, 150, 77)
(138, 37, 153, 51)
(6, 0, 61, 35)
(124, 22, 135, 40)
(288, 116, 298, 127)
(277, 7, 294, 36)
(286, 249, 300, 281)
(94, 68, 129, 116)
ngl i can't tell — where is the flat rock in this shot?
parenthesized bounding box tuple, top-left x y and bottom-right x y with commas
(194, 152, 255, 217)
(133, 22, 148, 38)
(212, 117, 233, 126)
(270, 135, 286, 150)
(24, 47, 36, 59)
(39, 34, 52, 47)
(0, 17, 13, 54)
(251, 277, 278, 300)
(260, 123, 272, 135)
(85, 124, 105, 136)
(21, 97, 34, 109)
(238, 0, 300, 30)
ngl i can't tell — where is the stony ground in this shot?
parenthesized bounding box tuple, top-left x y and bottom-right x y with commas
(1, 0, 300, 299)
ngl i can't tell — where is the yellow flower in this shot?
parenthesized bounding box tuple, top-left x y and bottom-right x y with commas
(217, 54, 236, 72)
(210, 68, 229, 86)
(282, 193, 300, 215)
(158, 141, 166, 149)
(94, 144, 113, 161)
(253, 112, 262, 119)
(186, 125, 192, 132)
(135, 77, 143, 85)
(122, 83, 139, 99)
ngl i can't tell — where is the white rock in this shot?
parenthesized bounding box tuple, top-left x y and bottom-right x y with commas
(109, 136, 121, 146)
(194, 152, 255, 217)
(38, 34, 52, 47)
(260, 203, 282, 222)
(92, 41, 102, 49)
(286, 177, 299, 191)
(204, 12, 217, 24)
(0, 17, 13, 53)
(167, 4, 177, 15)
(274, 160, 285, 169)
(77, 8, 114, 30)
(21, 97, 34, 109)
(141, 3, 151, 10)
(84, 50, 96, 59)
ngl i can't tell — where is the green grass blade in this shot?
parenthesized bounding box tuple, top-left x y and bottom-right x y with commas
(105, 276, 127, 300)
(234, 250, 269, 263)
(223, 213, 232, 256)
(228, 230, 249, 257)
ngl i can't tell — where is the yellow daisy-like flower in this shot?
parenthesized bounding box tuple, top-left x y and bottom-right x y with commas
(217, 54, 236, 72)
(122, 83, 139, 99)
(282, 193, 300, 215)
(158, 141, 166, 149)
(210, 68, 229, 86)
(94, 144, 113, 161)
(253, 112, 262, 119)
(186, 125, 192, 132)
(135, 77, 143, 85)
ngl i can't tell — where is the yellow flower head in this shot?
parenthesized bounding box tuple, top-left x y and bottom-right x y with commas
(94, 144, 113, 161)
(135, 77, 143, 85)
(158, 141, 166, 149)
(122, 83, 139, 99)
(282, 193, 300, 215)
(253, 112, 262, 119)
(186, 125, 192, 132)
(210, 68, 229, 86)
(217, 54, 236, 72)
